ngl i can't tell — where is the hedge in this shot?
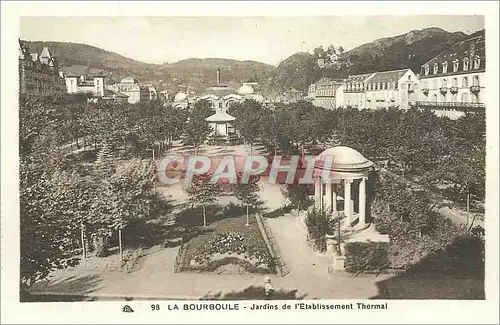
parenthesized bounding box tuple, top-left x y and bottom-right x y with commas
(344, 242, 390, 274)
(262, 206, 293, 218)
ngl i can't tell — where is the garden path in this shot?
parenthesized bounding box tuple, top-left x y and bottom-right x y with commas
(30, 213, 388, 300)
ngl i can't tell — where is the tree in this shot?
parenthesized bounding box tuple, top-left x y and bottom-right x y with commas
(183, 102, 212, 155)
(234, 173, 261, 226)
(284, 181, 313, 213)
(107, 159, 157, 259)
(229, 100, 264, 155)
(186, 173, 221, 227)
(20, 164, 82, 288)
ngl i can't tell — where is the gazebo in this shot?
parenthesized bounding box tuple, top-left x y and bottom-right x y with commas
(313, 146, 374, 228)
(206, 111, 237, 140)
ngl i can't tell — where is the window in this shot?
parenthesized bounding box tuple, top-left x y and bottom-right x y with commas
(453, 60, 459, 72)
(424, 65, 429, 76)
(463, 58, 469, 71)
(452, 78, 458, 87)
(474, 57, 481, 69)
(433, 64, 439, 74)
(433, 80, 438, 89)
(382, 82, 386, 90)
(462, 76, 469, 87)
(442, 79, 447, 88)
(473, 75, 480, 86)
(432, 94, 438, 102)
(377, 82, 381, 90)
(442, 62, 448, 74)
(461, 92, 470, 103)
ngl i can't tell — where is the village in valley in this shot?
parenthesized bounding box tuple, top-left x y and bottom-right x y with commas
(18, 16, 486, 301)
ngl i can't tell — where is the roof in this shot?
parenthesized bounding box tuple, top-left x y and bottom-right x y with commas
(40, 47, 52, 59)
(314, 146, 373, 172)
(238, 84, 254, 95)
(367, 69, 411, 84)
(105, 89, 128, 98)
(61, 65, 108, 78)
(206, 112, 236, 122)
(347, 73, 374, 83)
(420, 34, 485, 79)
(204, 85, 235, 98)
(121, 77, 137, 83)
(246, 94, 265, 103)
(174, 92, 187, 102)
(223, 93, 243, 100)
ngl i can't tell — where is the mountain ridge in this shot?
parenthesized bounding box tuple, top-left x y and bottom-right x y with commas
(265, 28, 484, 94)
(20, 40, 274, 93)
(21, 27, 484, 95)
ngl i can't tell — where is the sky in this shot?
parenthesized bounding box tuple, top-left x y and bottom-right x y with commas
(20, 16, 484, 66)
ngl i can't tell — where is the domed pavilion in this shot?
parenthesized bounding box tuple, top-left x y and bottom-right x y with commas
(313, 146, 374, 228)
(173, 92, 189, 109)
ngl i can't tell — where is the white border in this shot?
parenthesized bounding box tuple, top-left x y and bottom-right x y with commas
(2, 1, 499, 324)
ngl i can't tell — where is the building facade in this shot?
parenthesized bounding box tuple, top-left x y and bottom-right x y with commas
(307, 78, 342, 110)
(415, 33, 485, 119)
(336, 73, 374, 109)
(335, 69, 417, 110)
(108, 77, 150, 104)
(64, 75, 106, 97)
(18, 40, 66, 96)
(364, 69, 418, 110)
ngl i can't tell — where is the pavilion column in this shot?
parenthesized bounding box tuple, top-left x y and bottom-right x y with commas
(332, 184, 337, 212)
(358, 177, 367, 227)
(325, 183, 333, 212)
(314, 177, 322, 209)
(344, 179, 353, 226)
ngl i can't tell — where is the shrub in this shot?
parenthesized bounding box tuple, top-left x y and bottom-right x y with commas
(262, 206, 293, 218)
(344, 242, 390, 274)
(201, 285, 302, 300)
(305, 206, 329, 252)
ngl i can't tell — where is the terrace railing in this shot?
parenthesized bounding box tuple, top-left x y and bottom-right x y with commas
(413, 101, 485, 112)
(256, 213, 290, 277)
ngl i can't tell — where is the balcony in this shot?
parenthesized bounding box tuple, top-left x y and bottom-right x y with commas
(421, 88, 429, 95)
(449, 86, 459, 94)
(345, 88, 364, 93)
(414, 101, 485, 112)
(439, 87, 448, 94)
(470, 85, 481, 94)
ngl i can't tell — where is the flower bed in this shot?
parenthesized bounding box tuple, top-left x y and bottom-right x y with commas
(177, 215, 277, 274)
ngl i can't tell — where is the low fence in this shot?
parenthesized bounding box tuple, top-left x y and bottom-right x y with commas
(174, 243, 188, 273)
(255, 213, 290, 277)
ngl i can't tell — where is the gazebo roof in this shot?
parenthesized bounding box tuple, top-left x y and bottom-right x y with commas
(314, 146, 373, 173)
(206, 112, 236, 122)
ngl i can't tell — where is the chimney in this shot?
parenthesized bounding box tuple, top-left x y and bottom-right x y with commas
(216, 68, 221, 84)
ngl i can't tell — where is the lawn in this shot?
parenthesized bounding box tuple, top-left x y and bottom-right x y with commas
(177, 211, 276, 274)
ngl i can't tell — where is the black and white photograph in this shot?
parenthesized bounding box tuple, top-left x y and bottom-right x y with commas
(1, 2, 499, 324)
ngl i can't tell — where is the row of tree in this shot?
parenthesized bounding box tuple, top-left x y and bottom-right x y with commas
(228, 99, 485, 207)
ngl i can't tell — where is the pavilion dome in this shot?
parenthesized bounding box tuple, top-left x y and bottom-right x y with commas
(315, 146, 373, 172)
(238, 84, 254, 95)
(174, 92, 187, 102)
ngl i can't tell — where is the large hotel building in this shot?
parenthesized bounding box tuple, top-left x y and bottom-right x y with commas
(415, 32, 485, 119)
